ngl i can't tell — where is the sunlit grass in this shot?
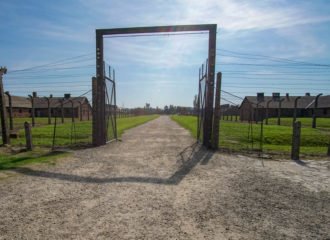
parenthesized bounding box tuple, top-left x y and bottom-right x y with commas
(11, 115, 159, 147)
(171, 115, 329, 156)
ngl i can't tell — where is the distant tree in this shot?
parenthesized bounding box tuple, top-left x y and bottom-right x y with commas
(145, 103, 150, 109)
(169, 105, 176, 114)
(164, 105, 169, 114)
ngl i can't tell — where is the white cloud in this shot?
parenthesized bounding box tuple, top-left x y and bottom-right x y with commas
(178, 0, 330, 31)
(104, 35, 208, 68)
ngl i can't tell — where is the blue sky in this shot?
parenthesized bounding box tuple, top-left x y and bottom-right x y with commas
(0, 0, 330, 108)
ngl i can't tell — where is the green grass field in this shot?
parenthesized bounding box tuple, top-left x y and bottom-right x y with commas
(10, 115, 159, 147)
(0, 148, 69, 171)
(0, 115, 159, 170)
(171, 115, 329, 156)
(12, 117, 80, 130)
(266, 117, 330, 129)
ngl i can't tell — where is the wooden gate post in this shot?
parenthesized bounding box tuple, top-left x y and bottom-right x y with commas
(92, 77, 99, 145)
(212, 72, 221, 149)
(203, 25, 217, 148)
(94, 30, 106, 146)
(291, 121, 301, 160)
(24, 122, 33, 150)
(94, 24, 217, 148)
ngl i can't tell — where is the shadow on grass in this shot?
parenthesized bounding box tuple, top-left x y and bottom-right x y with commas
(0, 151, 67, 170)
(13, 143, 213, 185)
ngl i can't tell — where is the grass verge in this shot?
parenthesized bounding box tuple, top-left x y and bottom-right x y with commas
(171, 115, 329, 157)
(10, 115, 159, 147)
(1, 115, 159, 170)
(0, 147, 69, 171)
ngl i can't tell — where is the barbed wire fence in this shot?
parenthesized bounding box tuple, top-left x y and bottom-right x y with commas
(216, 45, 330, 159)
(219, 89, 330, 158)
(1, 31, 329, 157)
(51, 89, 93, 149)
(2, 53, 95, 149)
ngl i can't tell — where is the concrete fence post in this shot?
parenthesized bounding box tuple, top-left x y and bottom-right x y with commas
(87, 106, 90, 121)
(312, 93, 322, 128)
(44, 96, 52, 125)
(24, 122, 33, 151)
(5, 91, 13, 131)
(277, 98, 284, 126)
(60, 99, 64, 124)
(291, 121, 301, 160)
(293, 96, 301, 126)
(265, 99, 272, 125)
(0, 67, 9, 145)
(28, 94, 35, 127)
(79, 101, 83, 121)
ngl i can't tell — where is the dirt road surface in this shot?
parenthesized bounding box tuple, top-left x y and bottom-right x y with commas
(0, 116, 329, 239)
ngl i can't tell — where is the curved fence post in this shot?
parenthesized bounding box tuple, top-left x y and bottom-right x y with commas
(4, 91, 13, 130)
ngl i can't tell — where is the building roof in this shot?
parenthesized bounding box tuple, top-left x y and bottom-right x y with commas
(224, 105, 239, 114)
(34, 97, 89, 109)
(5, 95, 31, 108)
(241, 95, 330, 109)
(4, 95, 90, 109)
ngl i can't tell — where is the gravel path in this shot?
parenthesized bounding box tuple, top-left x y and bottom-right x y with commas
(0, 115, 329, 239)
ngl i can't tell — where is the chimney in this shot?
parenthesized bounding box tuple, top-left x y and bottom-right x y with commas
(50, 94, 53, 98)
(32, 92, 37, 98)
(286, 93, 290, 100)
(305, 92, 310, 96)
(64, 93, 71, 99)
(272, 92, 280, 102)
(257, 92, 264, 102)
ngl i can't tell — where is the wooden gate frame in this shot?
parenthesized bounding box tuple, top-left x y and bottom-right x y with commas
(93, 24, 217, 148)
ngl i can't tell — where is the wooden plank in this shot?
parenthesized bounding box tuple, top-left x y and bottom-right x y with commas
(96, 24, 216, 35)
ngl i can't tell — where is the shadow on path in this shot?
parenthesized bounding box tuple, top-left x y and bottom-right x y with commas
(293, 159, 308, 167)
(13, 143, 213, 185)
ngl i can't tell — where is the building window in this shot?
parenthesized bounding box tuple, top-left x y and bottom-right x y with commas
(19, 109, 22, 113)
(324, 109, 327, 115)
